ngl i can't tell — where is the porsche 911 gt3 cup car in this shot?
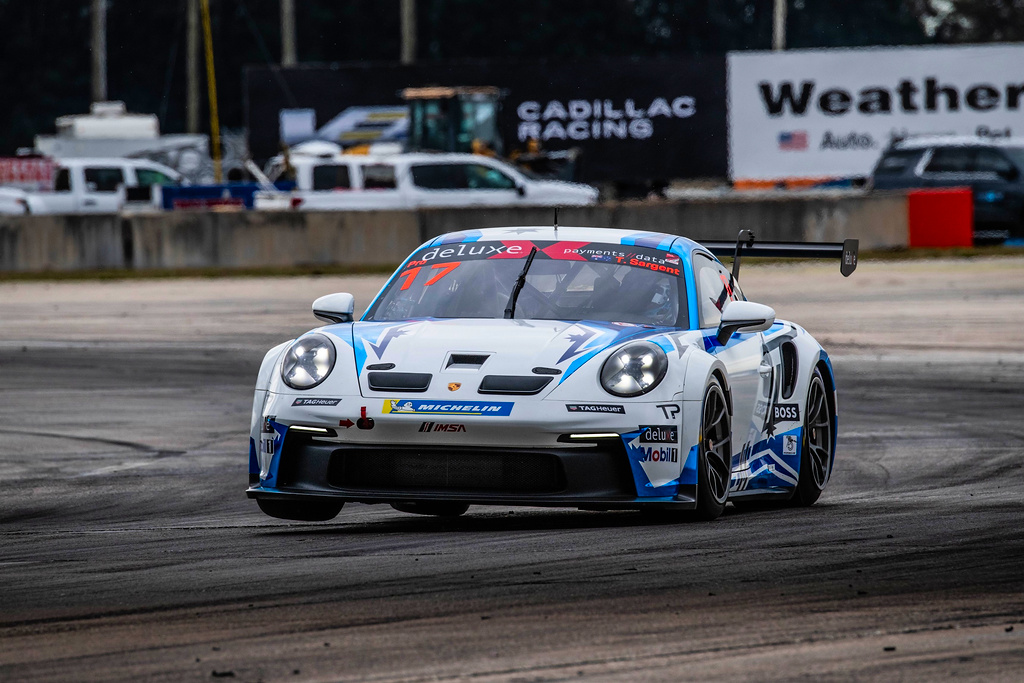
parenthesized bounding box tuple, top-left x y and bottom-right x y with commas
(248, 226, 857, 521)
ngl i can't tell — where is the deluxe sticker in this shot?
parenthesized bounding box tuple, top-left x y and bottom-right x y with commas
(639, 425, 678, 443)
(292, 398, 342, 407)
(566, 404, 625, 414)
(383, 399, 514, 416)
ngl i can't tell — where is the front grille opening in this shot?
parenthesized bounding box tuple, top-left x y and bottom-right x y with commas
(327, 448, 565, 494)
(478, 375, 553, 395)
(367, 371, 432, 392)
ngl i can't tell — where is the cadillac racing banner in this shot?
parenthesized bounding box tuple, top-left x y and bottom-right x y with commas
(728, 44, 1024, 181)
(245, 57, 727, 183)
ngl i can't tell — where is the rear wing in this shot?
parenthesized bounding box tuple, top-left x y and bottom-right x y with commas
(701, 230, 859, 280)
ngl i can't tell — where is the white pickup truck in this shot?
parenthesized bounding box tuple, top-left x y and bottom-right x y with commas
(0, 158, 181, 214)
(254, 147, 598, 211)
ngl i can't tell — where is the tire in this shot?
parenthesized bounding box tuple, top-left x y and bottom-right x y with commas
(790, 368, 833, 507)
(257, 498, 344, 521)
(695, 377, 732, 521)
(391, 502, 471, 517)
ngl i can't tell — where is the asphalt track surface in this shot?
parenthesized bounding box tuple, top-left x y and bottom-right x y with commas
(1, 258, 1023, 682)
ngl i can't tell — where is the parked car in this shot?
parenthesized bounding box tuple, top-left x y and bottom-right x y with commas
(247, 226, 857, 522)
(254, 145, 598, 211)
(0, 157, 182, 214)
(870, 136, 1024, 243)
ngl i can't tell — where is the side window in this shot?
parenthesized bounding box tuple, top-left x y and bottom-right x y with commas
(974, 149, 1015, 176)
(411, 164, 463, 190)
(53, 168, 71, 192)
(362, 164, 396, 190)
(312, 164, 351, 190)
(924, 147, 974, 174)
(135, 169, 174, 187)
(694, 253, 741, 329)
(83, 167, 125, 192)
(466, 164, 516, 190)
(873, 149, 922, 176)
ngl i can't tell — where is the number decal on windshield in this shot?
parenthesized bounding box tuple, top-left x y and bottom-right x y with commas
(425, 262, 459, 285)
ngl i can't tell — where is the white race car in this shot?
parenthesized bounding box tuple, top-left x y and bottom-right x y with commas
(248, 226, 857, 521)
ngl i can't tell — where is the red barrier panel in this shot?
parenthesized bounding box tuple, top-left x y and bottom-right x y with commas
(907, 188, 973, 248)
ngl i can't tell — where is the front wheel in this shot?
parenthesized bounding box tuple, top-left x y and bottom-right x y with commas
(790, 368, 833, 506)
(257, 498, 344, 521)
(695, 377, 732, 521)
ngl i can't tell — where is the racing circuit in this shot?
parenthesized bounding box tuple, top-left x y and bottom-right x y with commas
(2, 256, 1023, 681)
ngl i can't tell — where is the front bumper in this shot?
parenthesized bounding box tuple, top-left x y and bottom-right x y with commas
(247, 393, 700, 509)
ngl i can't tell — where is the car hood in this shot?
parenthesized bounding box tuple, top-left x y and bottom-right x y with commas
(348, 318, 668, 397)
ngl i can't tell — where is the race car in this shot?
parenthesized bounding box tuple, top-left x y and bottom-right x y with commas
(248, 226, 857, 521)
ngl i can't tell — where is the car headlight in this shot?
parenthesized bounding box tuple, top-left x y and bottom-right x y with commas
(600, 341, 668, 397)
(280, 334, 336, 390)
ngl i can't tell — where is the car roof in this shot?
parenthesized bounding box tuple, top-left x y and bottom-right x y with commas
(423, 226, 706, 257)
(892, 135, 1024, 150)
(55, 157, 181, 175)
(289, 152, 512, 166)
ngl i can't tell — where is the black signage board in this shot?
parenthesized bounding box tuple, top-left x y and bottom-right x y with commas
(245, 56, 727, 183)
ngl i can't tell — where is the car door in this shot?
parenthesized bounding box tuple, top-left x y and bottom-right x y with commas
(408, 161, 519, 207)
(43, 167, 79, 214)
(80, 165, 125, 212)
(693, 254, 770, 485)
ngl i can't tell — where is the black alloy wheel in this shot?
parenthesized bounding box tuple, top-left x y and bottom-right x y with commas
(695, 377, 732, 521)
(790, 368, 833, 506)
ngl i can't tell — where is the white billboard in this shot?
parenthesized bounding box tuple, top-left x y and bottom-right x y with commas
(728, 44, 1024, 181)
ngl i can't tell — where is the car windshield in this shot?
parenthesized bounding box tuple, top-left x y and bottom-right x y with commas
(1002, 147, 1024, 173)
(366, 240, 688, 327)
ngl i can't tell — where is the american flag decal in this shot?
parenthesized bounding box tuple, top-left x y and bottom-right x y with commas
(778, 131, 808, 150)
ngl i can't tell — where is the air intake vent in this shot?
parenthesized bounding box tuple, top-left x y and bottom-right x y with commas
(446, 353, 490, 370)
(367, 372, 432, 392)
(478, 375, 553, 395)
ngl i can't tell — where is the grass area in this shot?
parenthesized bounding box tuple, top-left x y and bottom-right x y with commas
(2, 246, 1024, 282)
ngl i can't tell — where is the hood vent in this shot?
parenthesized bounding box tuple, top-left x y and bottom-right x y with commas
(446, 353, 490, 370)
(367, 372, 432, 393)
(478, 375, 553, 395)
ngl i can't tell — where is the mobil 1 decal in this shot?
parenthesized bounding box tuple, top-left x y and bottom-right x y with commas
(405, 240, 683, 277)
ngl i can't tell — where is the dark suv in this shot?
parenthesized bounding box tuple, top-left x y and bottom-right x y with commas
(870, 137, 1024, 243)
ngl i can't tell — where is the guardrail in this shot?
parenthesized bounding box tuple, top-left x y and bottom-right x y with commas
(0, 194, 910, 273)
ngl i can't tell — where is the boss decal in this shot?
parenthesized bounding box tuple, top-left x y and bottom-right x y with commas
(639, 425, 678, 444)
(566, 403, 625, 414)
(418, 422, 467, 432)
(773, 404, 800, 422)
(292, 398, 342, 407)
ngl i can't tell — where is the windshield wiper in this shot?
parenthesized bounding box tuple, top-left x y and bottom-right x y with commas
(503, 246, 538, 319)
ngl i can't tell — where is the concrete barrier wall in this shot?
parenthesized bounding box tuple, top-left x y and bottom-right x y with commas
(0, 193, 908, 273)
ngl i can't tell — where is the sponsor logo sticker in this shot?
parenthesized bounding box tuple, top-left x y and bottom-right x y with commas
(383, 399, 514, 416)
(773, 403, 800, 422)
(656, 403, 681, 420)
(639, 425, 678, 443)
(566, 403, 625, 414)
(640, 445, 679, 462)
(419, 422, 466, 433)
(292, 398, 342, 407)
(783, 434, 799, 455)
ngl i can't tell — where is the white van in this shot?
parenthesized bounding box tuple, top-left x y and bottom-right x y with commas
(254, 148, 598, 211)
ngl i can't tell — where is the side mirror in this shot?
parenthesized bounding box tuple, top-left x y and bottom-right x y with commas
(716, 301, 776, 345)
(515, 184, 526, 197)
(313, 292, 355, 324)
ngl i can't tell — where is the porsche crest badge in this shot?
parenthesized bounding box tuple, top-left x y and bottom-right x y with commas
(448, 382, 462, 392)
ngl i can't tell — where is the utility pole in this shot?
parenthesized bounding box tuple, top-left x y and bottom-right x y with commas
(186, 0, 200, 133)
(281, 0, 297, 66)
(200, 0, 222, 182)
(91, 0, 107, 102)
(400, 0, 416, 65)
(772, 0, 787, 51)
